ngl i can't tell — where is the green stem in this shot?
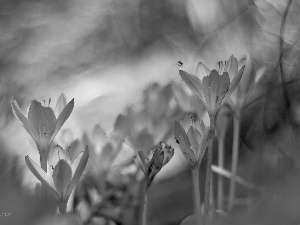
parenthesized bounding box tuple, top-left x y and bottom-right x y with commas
(217, 135, 225, 210)
(40, 152, 48, 197)
(192, 167, 202, 225)
(142, 186, 150, 225)
(227, 113, 240, 212)
(58, 201, 67, 214)
(204, 115, 216, 225)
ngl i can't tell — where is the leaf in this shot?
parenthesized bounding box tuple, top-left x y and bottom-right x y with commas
(52, 98, 74, 142)
(25, 155, 58, 200)
(65, 146, 89, 201)
(53, 160, 72, 200)
(173, 121, 196, 168)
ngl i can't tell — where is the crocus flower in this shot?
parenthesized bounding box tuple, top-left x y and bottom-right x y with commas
(11, 98, 74, 169)
(174, 113, 210, 169)
(134, 142, 174, 188)
(179, 55, 245, 116)
(25, 145, 89, 213)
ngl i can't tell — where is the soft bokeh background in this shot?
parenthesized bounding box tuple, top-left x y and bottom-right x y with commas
(1, 0, 300, 224)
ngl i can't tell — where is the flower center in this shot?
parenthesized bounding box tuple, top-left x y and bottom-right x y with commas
(218, 61, 227, 74)
(42, 98, 52, 107)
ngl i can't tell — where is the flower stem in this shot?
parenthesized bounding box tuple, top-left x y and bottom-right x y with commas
(217, 135, 225, 210)
(40, 152, 48, 197)
(227, 113, 240, 212)
(192, 167, 202, 225)
(142, 186, 150, 225)
(204, 114, 216, 225)
(58, 201, 67, 214)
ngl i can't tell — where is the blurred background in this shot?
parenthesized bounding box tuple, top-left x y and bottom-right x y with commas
(1, 0, 300, 224)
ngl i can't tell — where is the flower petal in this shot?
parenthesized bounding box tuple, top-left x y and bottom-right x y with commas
(133, 129, 154, 152)
(208, 70, 220, 114)
(92, 124, 108, 151)
(65, 146, 89, 201)
(215, 72, 230, 110)
(53, 160, 72, 200)
(201, 75, 211, 111)
(25, 155, 58, 200)
(226, 55, 238, 78)
(180, 112, 198, 132)
(28, 100, 57, 148)
(179, 70, 207, 107)
(11, 100, 38, 143)
(187, 127, 203, 161)
(55, 93, 67, 116)
(99, 143, 115, 170)
(49, 145, 71, 170)
(222, 65, 245, 105)
(160, 142, 174, 166)
(52, 98, 74, 142)
(70, 152, 83, 174)
(173, 121, 196, 168)
(67, 139, 83, 163)
(195, 62, 211, 80)
(133, 153, 145, 173)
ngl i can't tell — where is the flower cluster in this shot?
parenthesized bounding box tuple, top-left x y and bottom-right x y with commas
(12, 94, 89, 213)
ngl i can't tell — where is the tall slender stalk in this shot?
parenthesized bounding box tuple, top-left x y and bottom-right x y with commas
(192, 167, 202, 225)
(58, 201, 67, 214)
(228, 112, 240, 212)
(40, 152, 48, 197)
(204, 114, 216, 225)
(217, 135, 225, 209)
(142, 186, 150, 225)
